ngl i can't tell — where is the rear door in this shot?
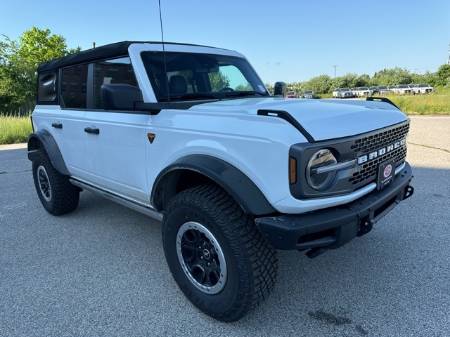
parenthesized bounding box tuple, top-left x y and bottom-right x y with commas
(81, 57, 151, 203)
(33, 65, 88, 179)
(57, 64, 89, 177)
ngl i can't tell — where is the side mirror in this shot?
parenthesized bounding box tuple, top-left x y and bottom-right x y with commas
(101, 84, 143, 110)
(274, 82, 287, 97)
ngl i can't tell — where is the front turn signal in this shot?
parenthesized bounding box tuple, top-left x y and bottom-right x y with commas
(289, 157, 297, 184)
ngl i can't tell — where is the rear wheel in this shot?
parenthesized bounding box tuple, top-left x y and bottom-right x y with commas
(162, 184, 278, 322)
(32, 152, 79, 215)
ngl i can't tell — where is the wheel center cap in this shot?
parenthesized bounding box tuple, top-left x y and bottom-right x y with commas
(202, 249, 211, 260)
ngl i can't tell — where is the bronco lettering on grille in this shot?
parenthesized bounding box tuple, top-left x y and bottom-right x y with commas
(357, 138, 406, 165)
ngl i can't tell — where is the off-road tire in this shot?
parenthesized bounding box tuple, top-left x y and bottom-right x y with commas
(32, 151, 79, 215)
(162, 184, 278, 322)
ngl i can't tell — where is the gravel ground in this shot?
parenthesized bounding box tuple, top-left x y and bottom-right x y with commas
(0, 116, 449, 337)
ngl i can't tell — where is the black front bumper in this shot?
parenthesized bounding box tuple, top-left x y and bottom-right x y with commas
(255, 162, 414, 253)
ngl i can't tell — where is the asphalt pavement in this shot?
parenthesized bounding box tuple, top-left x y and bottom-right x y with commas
(0, 116, 449, 337)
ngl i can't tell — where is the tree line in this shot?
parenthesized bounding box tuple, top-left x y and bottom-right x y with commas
(271, 64, 450, 95)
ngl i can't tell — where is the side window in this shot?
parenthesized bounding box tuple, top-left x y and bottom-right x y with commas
(37, 72, 57, 103)
(92, 57, 140, 110)
(60, 64, 88, 109)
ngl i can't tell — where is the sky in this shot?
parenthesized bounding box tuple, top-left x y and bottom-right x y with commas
(1, 0, 449, 83)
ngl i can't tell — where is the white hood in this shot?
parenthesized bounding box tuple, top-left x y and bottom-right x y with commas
(192, 98, 408, 141)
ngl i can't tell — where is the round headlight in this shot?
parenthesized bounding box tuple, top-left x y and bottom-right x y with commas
(306, 149, 337, 190)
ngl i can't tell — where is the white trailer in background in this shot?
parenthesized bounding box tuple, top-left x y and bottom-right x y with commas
(411, 84, 433, 94)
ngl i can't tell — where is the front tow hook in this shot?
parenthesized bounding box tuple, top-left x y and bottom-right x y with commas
(403, 185, 414, 200)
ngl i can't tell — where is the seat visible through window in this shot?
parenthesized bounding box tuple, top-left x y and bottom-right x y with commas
(93, 57, 139, 109)
(169, 75, 187, 95)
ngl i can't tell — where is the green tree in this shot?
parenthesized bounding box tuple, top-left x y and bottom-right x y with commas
(331, 73, 358, 89)
(0, 27, 79, 113)
(209, 72, 230, 91)
(410, 71, 438, 86)
(372, 68, 412, 86)
(435, 64, 450, 87)
(303, 75, 332, 94)
(355, 74, 370, 87)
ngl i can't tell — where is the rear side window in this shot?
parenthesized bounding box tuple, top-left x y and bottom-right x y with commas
(92, 57, 139, 109)
(60, 64, 88, 109)
(37, 72, 57, 103)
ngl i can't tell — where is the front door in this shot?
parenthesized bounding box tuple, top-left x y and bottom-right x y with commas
(82, 57, 151, 203)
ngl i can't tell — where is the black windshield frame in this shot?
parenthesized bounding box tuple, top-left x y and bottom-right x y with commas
(141, 51, 269, 102)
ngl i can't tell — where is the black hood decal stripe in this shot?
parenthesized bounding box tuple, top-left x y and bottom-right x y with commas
(257, 109, 315, 143)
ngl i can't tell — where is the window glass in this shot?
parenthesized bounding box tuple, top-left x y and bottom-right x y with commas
(38, 72, 57, 103)
(93, 57, 139, 109)
(61, 64, 88, 109)
(141, 52, 268, 102)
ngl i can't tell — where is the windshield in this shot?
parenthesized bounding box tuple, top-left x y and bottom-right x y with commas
(141, 52, 269, 102)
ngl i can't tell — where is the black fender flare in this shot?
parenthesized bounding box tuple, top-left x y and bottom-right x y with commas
(27, 130, 70, 176)
(151, 155, 276, 216)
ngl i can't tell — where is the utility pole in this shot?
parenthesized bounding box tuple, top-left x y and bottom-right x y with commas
(333, 65, 338, 78)
(448, 43, 450, 65)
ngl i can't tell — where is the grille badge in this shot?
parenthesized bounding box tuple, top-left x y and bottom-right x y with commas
(357, 138, 406, 165)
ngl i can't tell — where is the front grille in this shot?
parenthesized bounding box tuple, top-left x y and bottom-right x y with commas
(349, 123, 409, 186)
(350, 123, 409, 154)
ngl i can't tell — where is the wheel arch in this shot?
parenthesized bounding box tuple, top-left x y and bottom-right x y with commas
(151, 155, 275, 216)
(27, 130, 70, 176)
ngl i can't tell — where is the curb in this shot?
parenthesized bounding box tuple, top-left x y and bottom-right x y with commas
(0, 143, 27, 151)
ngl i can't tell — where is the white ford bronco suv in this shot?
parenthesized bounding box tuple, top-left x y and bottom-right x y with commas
(28, 41, 414, 322)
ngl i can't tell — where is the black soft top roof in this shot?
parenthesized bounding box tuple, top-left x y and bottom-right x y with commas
(37, 41, 221, 73)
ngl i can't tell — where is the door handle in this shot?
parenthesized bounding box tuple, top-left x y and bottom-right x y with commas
(51, 122, 63, 129)
(84, 127, 100, 135)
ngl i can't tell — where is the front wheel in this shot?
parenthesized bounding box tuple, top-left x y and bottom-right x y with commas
(162, 184, 278, 322)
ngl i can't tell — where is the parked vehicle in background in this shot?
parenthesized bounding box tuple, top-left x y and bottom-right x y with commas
(337, 88, 354, 98)
(332, 88, 341, 98)
(391, 84, 413, 95)
(302, 90, 316, 99)
(352, 87, 372, 97)
(411, 84, 433, 94)
(286, 91, 298, 98)
(369, 86, 379, 95)
(377, 86, 391, 95)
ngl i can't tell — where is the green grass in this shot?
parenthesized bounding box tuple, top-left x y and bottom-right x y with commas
(0, 116, 32, 145)
(388, 87, 450, 115)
